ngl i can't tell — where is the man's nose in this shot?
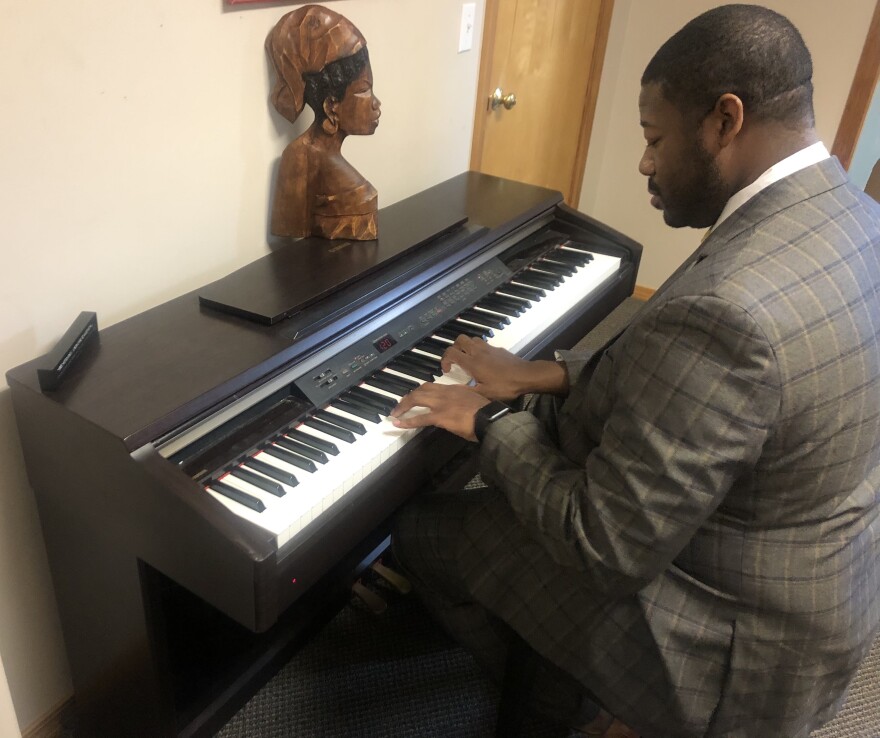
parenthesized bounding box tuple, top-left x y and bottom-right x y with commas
(638, 151, 654, 177)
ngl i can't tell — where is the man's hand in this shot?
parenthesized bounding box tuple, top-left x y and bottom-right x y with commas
(441, 335, 569, 400)
(389, 383, 490, 441)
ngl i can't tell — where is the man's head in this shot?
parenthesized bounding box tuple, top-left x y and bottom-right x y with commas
(638, 4, 816, 228)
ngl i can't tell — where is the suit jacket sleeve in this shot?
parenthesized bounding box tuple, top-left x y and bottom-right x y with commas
(479, 294, 782, 595)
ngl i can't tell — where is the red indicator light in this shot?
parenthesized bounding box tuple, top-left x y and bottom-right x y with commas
(291, 578, 297, 584)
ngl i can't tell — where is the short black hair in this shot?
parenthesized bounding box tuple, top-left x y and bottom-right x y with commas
(642, 4, 814, 126)
(303, 47, 370, 122)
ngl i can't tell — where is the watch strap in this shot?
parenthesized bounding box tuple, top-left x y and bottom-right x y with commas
(474, 401, 511, 442)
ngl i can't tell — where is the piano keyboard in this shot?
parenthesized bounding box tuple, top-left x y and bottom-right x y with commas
(204, 242, 621, 548)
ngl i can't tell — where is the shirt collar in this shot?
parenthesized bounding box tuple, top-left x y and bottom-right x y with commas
(711, 141, 830, 231)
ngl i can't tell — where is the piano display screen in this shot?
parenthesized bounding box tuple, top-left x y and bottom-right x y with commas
(373, 334, 397, 353)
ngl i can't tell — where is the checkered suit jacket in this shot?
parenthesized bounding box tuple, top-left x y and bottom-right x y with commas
(477, 158, 880, 736)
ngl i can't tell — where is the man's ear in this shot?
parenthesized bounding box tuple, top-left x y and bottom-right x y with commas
(709, 93, 744, 148)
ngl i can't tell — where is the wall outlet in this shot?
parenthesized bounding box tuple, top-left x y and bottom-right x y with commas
(458, 3, 476, 53)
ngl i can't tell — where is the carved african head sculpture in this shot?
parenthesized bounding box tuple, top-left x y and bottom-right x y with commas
(266, 5, 381, 241)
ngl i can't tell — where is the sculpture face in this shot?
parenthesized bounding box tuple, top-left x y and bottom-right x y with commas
(332, 64, 381, 136)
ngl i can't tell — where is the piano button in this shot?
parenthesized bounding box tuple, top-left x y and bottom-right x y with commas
(286, 428, 340, 456)
(387, 358, 434, 383)
(243, 457, 298, 486)
(275, 436, 328, 464)
(460, 308, 509, 329)
(263, 444, 318, 473)
(208, 481, 266, 513)
(229, 467, 285, 496)
(498, 283, 545, 300)
(347, 386, 396, 413)
(331, 397, 381, 423)
(315, 408, 367, 436)
(367, 372, 418, 395)
(304, 417, 356, 444)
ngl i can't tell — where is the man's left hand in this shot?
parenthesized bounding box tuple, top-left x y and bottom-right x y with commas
(389, 383, 490, 441)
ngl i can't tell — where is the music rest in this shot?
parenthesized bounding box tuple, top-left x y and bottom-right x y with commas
(199, 205, 468, 325)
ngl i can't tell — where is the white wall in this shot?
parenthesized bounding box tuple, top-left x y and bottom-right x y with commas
(580, 0, 877, 289)
(0, 0, 484, 729)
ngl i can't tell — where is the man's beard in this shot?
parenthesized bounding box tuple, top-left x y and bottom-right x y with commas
(660, 141, 729, 229)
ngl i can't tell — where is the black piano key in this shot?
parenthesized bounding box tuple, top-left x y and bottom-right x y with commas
(275, 436, 328, 464)
(453, 319, 493, 338)
(498, 282, 545, 300)
(371, 371, 419, 394)
(244, 457, 298, 486)
(477, 296, 527, 316)
(435, 322, 488, 341)
(286, 428, 340, 456)
(459, 309, 509, 329)
(387, 358, 434, 383)
(414, 338, 452, 357)
(208, 481, 265, 512)
(534, 259, 575, 277)
(229, 467, 286, 497)
(304, 417, 356, 444)
(402, 351, 442, 376)
(551, 249, 590, 266)
(347, 385, 396, 413)
(516, 271, 562, 289)
(561, 245, 594, 262)
(331, 397, 381, 423)
(263, 444, 318, 472)
(315, 409, 367, 435)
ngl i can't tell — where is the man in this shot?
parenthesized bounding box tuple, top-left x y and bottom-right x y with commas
(390, 5, 880, 737)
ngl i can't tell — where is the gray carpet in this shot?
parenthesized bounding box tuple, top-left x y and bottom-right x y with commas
(216, 299, 880, 738)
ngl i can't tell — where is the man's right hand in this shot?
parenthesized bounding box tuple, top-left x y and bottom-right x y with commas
(440, 335, 569, 401)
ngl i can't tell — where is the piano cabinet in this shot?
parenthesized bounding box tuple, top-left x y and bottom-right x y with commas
(6, 172, 641, 737)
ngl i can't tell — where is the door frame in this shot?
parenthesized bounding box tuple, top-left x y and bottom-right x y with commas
(831, 0, 880, 169)
(469, 0, 616, 205)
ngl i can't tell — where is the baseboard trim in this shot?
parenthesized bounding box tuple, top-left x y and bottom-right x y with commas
(21, 696, 74, 738)
(632, 284, 654, 301)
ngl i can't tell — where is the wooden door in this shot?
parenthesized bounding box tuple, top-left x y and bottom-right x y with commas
(470, 0, 614, 205)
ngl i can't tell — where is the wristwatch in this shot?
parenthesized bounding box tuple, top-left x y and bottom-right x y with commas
(473, 401, 511, 442)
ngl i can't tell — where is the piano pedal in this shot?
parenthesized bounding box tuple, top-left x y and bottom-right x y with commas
(370, 560, 412, 595)
(351, 580, 388, 615)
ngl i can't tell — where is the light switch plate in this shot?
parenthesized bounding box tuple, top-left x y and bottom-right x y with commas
(459, 3, 476, 53)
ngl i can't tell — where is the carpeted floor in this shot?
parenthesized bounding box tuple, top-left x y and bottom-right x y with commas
(216, 299, 880, 738)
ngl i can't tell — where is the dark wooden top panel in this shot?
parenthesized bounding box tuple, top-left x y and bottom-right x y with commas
(6, 172, 561, 449)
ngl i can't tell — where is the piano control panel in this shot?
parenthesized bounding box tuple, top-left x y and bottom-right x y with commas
(297, 257, 511, 407)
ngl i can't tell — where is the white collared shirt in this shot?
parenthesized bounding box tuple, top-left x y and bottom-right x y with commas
(711, 141, 830, 231)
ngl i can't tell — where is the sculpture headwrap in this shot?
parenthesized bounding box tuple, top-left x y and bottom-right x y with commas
(266, 5, 367, 124)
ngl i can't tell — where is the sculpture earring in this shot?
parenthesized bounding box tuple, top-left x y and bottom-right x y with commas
(322, 117, 339, 135)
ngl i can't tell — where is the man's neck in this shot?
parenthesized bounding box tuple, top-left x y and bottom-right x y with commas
(729, 124, 820, 194)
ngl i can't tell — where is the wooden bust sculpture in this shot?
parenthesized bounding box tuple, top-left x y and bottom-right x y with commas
(266, 5, 381, 241)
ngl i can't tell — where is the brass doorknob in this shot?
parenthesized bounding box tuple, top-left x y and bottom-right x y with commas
(490, 87, 517, 110)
